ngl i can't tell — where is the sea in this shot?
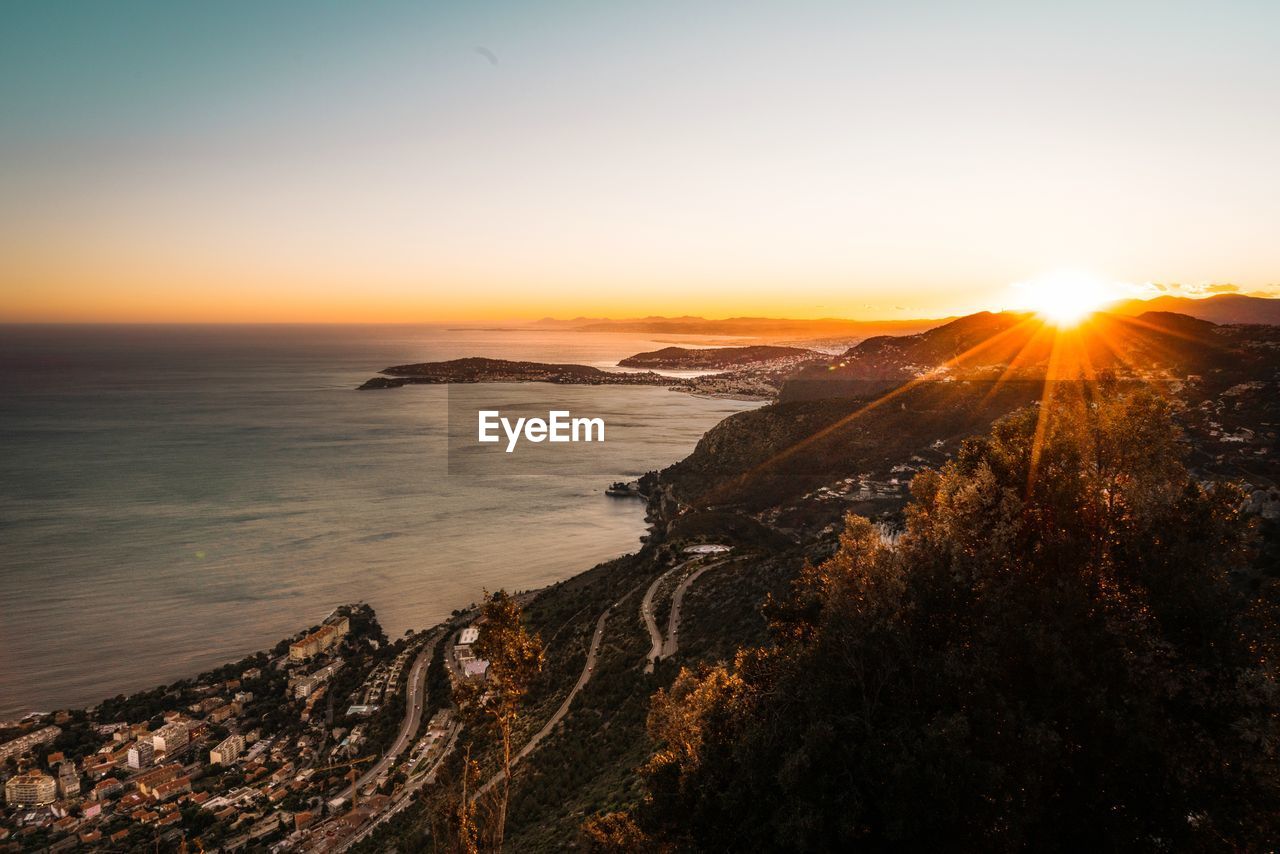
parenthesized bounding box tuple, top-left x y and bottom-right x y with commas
(0, 324, 759, 719)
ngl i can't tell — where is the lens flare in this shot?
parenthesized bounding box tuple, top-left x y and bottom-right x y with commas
(1012, 271, 1121, 326)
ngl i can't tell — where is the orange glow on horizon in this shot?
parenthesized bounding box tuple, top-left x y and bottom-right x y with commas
(0, 270, 994, 325)
(0, 259, 1270, 325)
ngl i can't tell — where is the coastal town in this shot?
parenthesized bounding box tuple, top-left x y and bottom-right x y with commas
(0, 605, 487, 853)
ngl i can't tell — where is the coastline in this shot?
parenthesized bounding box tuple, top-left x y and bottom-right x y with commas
(4, 379, 698, 721)
(1, 327, 760, 721)
(8, 477, 658, 723)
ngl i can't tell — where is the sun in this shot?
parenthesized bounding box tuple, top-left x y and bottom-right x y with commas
(1012, 270, 1120, 326)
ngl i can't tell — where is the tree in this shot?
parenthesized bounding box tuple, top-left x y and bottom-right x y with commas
(582, 810, 649, 852)
(456, 589, 545, 852)
(617, 391, 1280, 851)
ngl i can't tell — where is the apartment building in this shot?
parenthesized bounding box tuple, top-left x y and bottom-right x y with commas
(209, 734, 245, 766)
(4, 772, 57, 807)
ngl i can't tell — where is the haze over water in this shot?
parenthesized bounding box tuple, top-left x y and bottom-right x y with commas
(0, 325, 757, 718)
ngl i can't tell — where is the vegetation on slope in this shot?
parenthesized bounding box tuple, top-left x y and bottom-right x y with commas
(594, 391, 1280, 851)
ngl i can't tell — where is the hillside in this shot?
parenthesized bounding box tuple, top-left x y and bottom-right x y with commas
(617, 345, 821, 370)
(357, 311, 1280, 853)
(664, 311, 1277, 515)
(784, 310, 1231, 394)
(1111, 292, 1280, 325)
(603, 392, 1280, 851)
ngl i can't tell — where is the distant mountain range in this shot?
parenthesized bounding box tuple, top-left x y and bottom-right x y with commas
(1109, 292, 1280, 325)
(530, 293, 1280, 339)
(530, 315, 950, 338)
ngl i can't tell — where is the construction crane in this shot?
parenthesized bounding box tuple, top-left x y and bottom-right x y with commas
(312, 755, 375, 813)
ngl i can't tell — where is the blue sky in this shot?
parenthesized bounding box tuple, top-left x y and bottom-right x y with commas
(2, 1, 1278, 320)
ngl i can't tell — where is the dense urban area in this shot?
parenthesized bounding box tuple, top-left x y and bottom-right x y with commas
(0, 602, 479, 852)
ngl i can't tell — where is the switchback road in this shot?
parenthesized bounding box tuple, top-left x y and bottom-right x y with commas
(661, 560, 729, 659)
(641, 560, 694, 673)
(475, 582, 644, 799)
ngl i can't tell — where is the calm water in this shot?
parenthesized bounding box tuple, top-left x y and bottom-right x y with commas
(0, 325, 757, 718)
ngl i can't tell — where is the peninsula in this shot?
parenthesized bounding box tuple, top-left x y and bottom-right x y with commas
(358, 349, 828, 399)
(357, 358, 670, 390)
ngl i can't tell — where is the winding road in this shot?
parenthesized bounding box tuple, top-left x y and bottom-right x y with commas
(641, 560, 692, 673)
(475, 601, 614, 798)
(661, 559, 729, 659)
(332, 629, 440, 809)
(332, 559, 731, 847)
(337, 725, 460, 851)
(473, 580, 649, 800)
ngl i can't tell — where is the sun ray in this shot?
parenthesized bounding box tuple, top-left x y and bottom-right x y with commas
(1012, 270, 1125, 328)
(1079, 317, 1184, 409)
(976, 317, 1060, 409)
(702, 297, 1218, 509)
(703, 315, 1049, 503)
(1027, 324, 1071, 490)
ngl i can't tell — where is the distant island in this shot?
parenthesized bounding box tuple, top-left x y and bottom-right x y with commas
(361, 298, 1280, 396)
(358, 358, 670, 390)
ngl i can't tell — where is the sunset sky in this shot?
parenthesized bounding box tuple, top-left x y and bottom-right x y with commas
(2, 1, 1278, 323)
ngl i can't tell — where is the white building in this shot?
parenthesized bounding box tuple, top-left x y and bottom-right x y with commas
(151, 721, 189, 755)
(57, 762, 81, 798)
(209, 734, 245, 766)
(458, 626, 480, 646)
(127, 740, 154, 769)
(0, 726, 61, 763)
(291, 660, 344, 699)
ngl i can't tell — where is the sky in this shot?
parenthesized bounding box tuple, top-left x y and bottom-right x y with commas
(1, 0, 1278, 323)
